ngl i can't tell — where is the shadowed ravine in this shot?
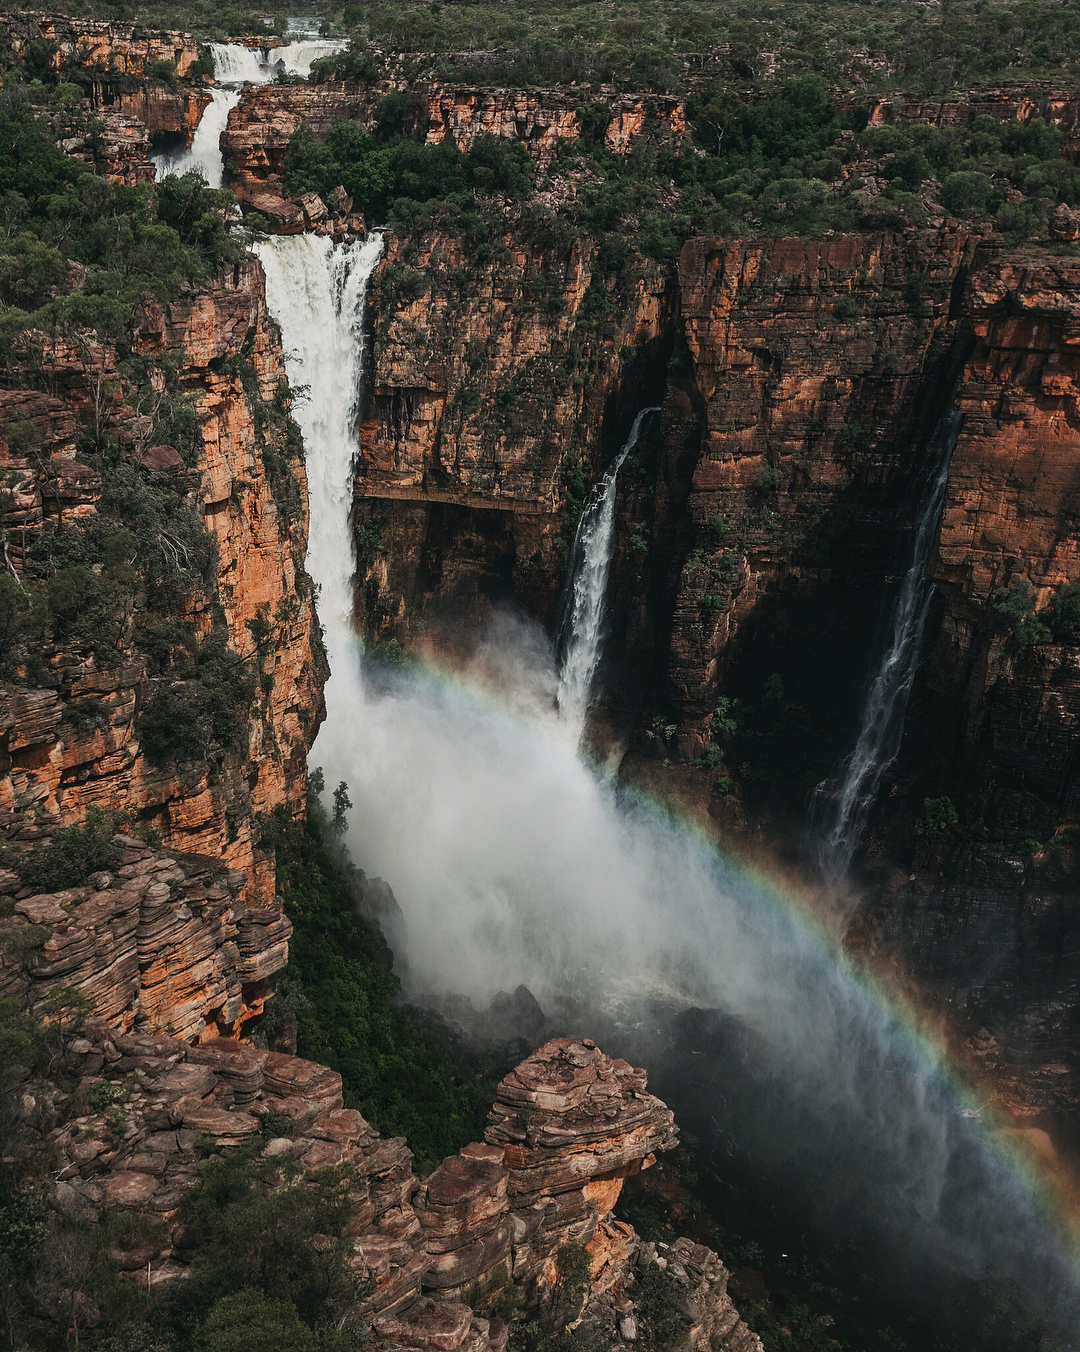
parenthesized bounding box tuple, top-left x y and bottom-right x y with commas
(255, 231, 1080, 1344)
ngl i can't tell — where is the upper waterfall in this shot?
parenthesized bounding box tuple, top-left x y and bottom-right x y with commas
(556, 406, 659, 740)
(151, 38, 345, 185)
(150, 86, 239, 186)
(815, 410, 962, 880)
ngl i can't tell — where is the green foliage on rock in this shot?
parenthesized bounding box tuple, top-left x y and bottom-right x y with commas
(266, 787, 494, 1173)
(17, 806, 124, 892)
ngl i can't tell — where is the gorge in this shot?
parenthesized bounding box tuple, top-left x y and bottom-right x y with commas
(0, 9, 1078, 1352)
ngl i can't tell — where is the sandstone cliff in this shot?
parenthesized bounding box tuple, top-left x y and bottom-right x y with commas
(0, 259, 323, 901)
(855, 247, 1080, 1120)
(0, 809, 289, 1040)
(18, 1016, 758, 1352)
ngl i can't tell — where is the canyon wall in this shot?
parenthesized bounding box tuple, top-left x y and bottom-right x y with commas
(356, 227, 673, 633)
(0, 259, 323, 901)
(358, 218, 1078, 1122)
(856, 248, 1080, 1120)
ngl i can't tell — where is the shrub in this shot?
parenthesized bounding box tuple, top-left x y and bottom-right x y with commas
(989, 581, 1050, 651)
(636, 1265, 690, 1352)
(916, 796, 959, 836)
(1048, 583, 1080, 643)
(940, 170, 993, 215)
(138, 636, 254, 768)
(18, 806, 123, 892)
(197, 1290, 317, 1352)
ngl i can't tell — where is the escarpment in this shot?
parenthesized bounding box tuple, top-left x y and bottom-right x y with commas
(854, 250, 1080, 1120)
(0, 258, 323, 901)
(355, 227, 674, 631)
(357, 213, 1078, 1121)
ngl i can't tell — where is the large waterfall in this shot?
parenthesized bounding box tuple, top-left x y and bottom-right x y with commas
(556, 406, 659, 740)
(815, 412, 962, 880)
(253, 231, 384, 771)
(151, 39, 345, 184)
(255, 235, 1077, 1334)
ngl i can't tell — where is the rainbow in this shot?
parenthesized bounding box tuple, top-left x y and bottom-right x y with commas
(335, 636, 1080, 1329)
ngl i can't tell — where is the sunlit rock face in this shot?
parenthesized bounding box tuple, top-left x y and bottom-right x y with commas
(0, 809, 289, 1040)
(0, 258, 323, 901)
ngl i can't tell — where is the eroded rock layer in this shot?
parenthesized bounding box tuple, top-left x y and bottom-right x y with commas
(0, 259, 323, 900)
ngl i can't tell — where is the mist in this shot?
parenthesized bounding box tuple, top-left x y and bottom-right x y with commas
(256, 231, 1080, 1346)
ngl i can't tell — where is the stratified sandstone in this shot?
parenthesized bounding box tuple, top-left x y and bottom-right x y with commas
(0, 259, 323, 900)
(21, 1020, 757, 1352)
(2, 11, 203, 78)
(0, 812, 288, 1039)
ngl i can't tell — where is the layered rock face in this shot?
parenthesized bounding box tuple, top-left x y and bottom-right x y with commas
(223, 80, 685, 203)
(0, 811, 288, 1040)
(2, 12, 203, 78)
(24, 1022, 758, 1352)
(0, 259, 322, 900)
(356, 228, 672, 632)
(855, 248, 1080, 1119)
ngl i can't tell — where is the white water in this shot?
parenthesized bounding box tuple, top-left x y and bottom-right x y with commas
(556, 406, 659, 740)
(151, 39, 345, 184)
(150, 86, 240, 186)
(255, 239, 1078, 1335)
(252, 232, 385, 770)
(816, 412, 962, 881)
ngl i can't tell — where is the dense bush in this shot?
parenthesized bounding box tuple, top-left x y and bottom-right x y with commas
(138, 635, 254, 767)
(17, 806, 123, 892)
(0, 107, 240, 357)
(282, 122, 533, 222)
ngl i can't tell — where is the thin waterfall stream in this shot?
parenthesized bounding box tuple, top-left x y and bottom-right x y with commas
(814, 411, 962, 881)
(556, 406, 659, 740)
(255, 232, 1078, 1337)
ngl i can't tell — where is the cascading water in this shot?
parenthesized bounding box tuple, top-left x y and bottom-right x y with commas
(151, 39, 344, 184)
(815, 411, 962, 881)
(256, 238, 1078, 1339)
(150, 86, 240, 186)
(252, 231, 384, 767)
(556, 406, 659, 740)
(266, 39, 345, 77)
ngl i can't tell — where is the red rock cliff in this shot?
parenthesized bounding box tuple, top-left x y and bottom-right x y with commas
(0, 260, 323, 901)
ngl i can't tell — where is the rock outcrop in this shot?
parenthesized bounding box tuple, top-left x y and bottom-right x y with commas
(0, 811, 288, 1039)
(222, 80, 686, 203)
(0, 258, 323, 900)
(21, 1019, 757, 1352)
(2, 11, 203, 79)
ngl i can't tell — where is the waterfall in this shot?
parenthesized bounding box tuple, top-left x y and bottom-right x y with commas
(253, 231, 384, 766)
(816, 410, 962, 881)
(255, 243, 1076, 1332)
(556, 406, 659, 739)
(150, 86, 240, 186)
(207, 41, 269, 84)
(267, 39, 345, 77)
(151, 39, 344, 185)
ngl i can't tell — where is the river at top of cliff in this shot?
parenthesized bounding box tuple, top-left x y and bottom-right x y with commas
(253, 231, 1080, 1346)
